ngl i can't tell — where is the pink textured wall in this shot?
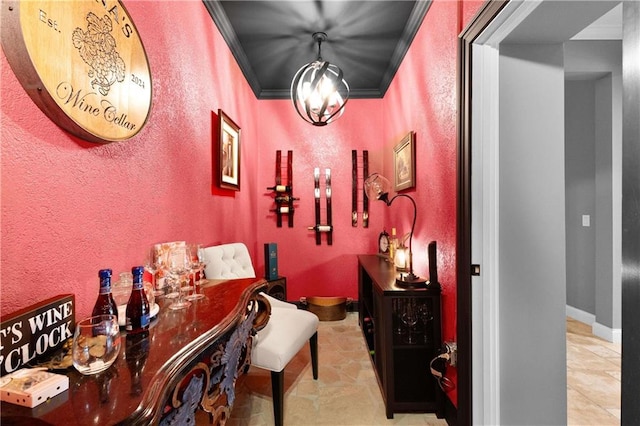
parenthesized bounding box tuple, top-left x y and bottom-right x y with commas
(0, 0, 385, 318)
(1, 1, 260, 320)
(254, 99, 384, 301)
(2, 0, 482, 408)
(380, 0, 483, 406)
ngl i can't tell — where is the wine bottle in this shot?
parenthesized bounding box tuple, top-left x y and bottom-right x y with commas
(363, 317, 374, 335)
(307, 224, 332, 232)
(274, 195, 299, 203)
(267, 184, 291, 193)
(92, 269, 118, 320)
(389, 227, 397, 260)
(126, 266, 150, 334)
(271, 206, 293, 214)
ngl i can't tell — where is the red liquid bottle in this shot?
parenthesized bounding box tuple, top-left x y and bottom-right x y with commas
(126, 266, 150, 334)
(92, 269, 118, 321)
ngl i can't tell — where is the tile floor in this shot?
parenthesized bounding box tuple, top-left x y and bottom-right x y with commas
(224, 312, 446, 426)
(566, 317, 621, 425)
(205, 313, 620, 425)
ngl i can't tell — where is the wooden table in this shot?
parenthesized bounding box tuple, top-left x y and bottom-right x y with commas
(0, 278, 267, 425)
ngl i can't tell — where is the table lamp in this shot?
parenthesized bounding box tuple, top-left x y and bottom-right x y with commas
(364, 173, 426, 286)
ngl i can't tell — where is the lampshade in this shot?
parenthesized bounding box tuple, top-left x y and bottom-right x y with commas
(291, 32, 349, 126)
(363, 173, 392, 204)
(394, 246, 409, 271)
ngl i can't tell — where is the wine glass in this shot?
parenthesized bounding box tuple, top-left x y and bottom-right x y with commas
(166, 246, 191, 310)
(184, 244, 205, 301)
(400, 299, 419, 344)
(392, 299, 404, 336)
(418, 301, 433, 344)
(196, 244, 207, 286)
(145, 247, 163, 297)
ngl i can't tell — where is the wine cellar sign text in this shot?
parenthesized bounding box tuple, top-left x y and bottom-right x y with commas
(0, 0, 152, 143)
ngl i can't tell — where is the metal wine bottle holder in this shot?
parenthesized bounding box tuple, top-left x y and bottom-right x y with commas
(268, 150, 296, 227)
(308, 167, 333, 245)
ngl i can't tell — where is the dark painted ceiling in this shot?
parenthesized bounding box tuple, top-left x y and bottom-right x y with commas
(203, 0, 432, 99)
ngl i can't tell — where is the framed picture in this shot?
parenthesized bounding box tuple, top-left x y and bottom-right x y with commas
(393, 131, 416, 191)
(218, 109, 241, 191)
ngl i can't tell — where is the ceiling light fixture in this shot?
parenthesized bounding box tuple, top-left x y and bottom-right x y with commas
(291, 32, 349, 126)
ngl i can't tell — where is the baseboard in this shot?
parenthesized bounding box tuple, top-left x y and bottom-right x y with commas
(593, 321, 622, 344)
(566, 305, 595, 325)
(566, 305, 621, 344)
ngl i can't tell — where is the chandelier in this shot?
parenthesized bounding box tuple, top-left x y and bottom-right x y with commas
(291, 32, 349, 126)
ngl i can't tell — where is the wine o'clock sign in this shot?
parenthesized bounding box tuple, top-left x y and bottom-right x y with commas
(1, 0, 152, 143)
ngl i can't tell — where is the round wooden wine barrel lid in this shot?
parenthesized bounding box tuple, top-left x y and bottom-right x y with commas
(1, 0, 152, 143)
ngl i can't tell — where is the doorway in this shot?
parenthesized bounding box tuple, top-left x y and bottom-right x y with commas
(457, 0, 639, 424)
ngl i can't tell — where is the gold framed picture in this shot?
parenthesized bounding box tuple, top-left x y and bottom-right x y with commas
(393, 131, 415, 192)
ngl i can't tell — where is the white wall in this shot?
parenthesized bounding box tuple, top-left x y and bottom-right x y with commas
(498, 43, 567, 425)
(564, 40, 622, 339)
(565, 79, 597, 314)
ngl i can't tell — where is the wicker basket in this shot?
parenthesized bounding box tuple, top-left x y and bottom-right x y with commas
(302, 296, 351, 321)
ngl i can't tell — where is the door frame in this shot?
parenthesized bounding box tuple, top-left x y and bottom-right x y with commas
(621, 1, 640, 423)
(456, 2, 509, 424)
(457, 1, 640, 424)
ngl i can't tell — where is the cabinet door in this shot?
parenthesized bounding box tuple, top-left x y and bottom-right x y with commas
(390, 296, 440, 407)
(358, 267, 375, 354)
(391, 297, 437, 347)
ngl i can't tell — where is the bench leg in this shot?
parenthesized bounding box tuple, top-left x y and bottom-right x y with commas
(271, 370, 284, 426)
(310, 331, 318, 380)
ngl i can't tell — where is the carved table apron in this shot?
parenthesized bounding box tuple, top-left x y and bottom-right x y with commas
(0, 278, 268, 425)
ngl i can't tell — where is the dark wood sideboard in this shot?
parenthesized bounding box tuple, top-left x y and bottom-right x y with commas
(358, 255, 443, 419)
(0, 278, 267, 425)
